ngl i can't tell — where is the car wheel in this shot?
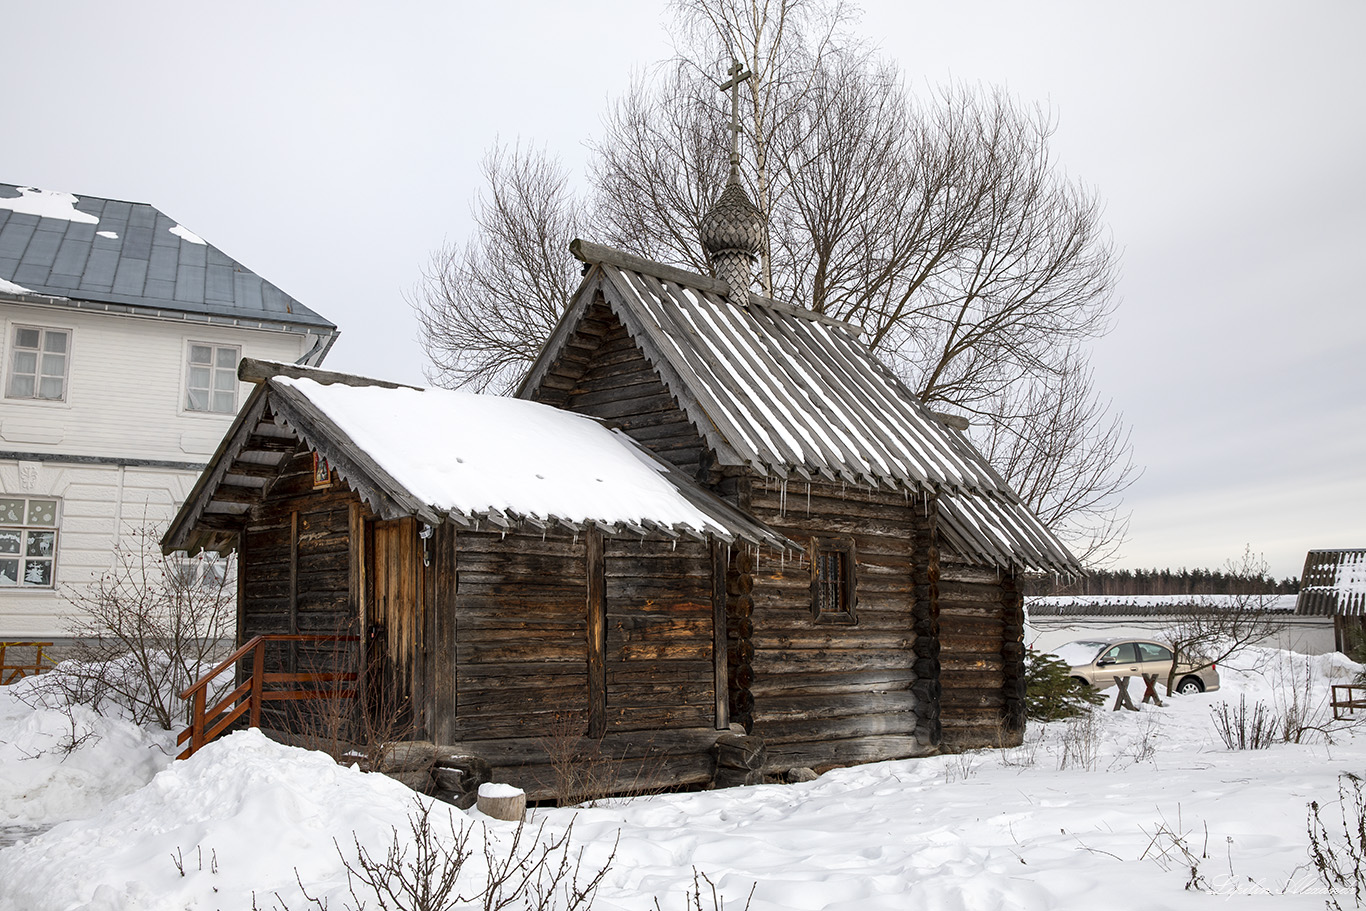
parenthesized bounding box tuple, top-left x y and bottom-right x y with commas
(1070, 676, 1091, 688)
(1177, 677, 1204, 695)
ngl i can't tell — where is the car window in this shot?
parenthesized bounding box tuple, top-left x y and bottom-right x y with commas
(1136, 642, 1173, 663)
(1101, 643, 1138, 664)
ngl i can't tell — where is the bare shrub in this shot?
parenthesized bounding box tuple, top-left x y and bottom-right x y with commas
(257, 798, 616, 911)
(998, 722, 1046, 769)
(44, 525, 234, 729)
(655, 869, 754, 911)
(274, 626, 417, 773)
(939, 750, 978, 783)
(1108, 712, 1160, 770)
(538, 712, 666, 808)
(1056, 709, 1101, 771)
(1139, 810, 1210, 892)
(1210, 696, 1278, 751)
(1270, 654, 1341, 745)
(1309, 773, 1366, 911)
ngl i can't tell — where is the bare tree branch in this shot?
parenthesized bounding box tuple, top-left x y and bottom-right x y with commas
(409, 143, 582, 393)
(411, 0, 1135, 562)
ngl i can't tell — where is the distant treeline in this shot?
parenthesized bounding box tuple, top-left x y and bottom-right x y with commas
(1023, 567, 1300, 597)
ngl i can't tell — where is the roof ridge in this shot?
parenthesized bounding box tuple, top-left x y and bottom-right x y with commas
(240, 357, 419, 390)
(569, 238, 859, 335)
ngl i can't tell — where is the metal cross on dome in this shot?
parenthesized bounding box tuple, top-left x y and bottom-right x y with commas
(720, 60, 753, 180)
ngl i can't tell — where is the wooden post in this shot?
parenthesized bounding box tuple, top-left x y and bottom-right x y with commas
(586, 527, 606, 739)
(191, 688, 206, 755)
(1111, 676, 1138, 712)
(711, 538, 730, 731)
(250, 642, 265, 728)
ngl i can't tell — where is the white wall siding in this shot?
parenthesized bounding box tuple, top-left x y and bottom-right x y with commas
(0, 302, 307, 462)
(0, 459, 212, 637)
(0, 303, 308, 639)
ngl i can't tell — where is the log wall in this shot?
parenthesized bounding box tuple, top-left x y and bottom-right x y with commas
(744, 478, 928, 771)
(937, 553, 1016, 748)
(530, 298, 711, 478)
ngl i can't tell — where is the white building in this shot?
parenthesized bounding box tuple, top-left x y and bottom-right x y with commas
(0, 184, 337, 638)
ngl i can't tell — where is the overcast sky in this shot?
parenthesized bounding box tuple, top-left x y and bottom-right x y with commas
(7, 1, 1362, 579)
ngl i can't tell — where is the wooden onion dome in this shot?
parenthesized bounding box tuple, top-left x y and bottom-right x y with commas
(700, 176, 764, 297)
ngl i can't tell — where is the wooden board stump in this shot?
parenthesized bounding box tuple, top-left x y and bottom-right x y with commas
(477, 783, 526, 821)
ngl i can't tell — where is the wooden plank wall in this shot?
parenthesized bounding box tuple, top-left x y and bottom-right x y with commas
(745, 478, 927, 771)
(531, 298, 711, 478)
(444, 528, 723, 799)
(239, 443, 361, 732)
(452, 529, 589, 743)
(603, 536, 716, 732)
(937, 554, 1011, 748)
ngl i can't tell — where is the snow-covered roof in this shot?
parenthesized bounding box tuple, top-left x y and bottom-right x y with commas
(0, 183, 336, 339)
(1296, 549, 1366, 616)
(165, 367, 793, 551)
(520, 241, 1077, 573)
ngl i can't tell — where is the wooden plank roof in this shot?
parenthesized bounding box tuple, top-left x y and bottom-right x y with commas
(164, 363, 795, 554)
(520, 240, 1079, 573)
(1296, 548, 1366, 616)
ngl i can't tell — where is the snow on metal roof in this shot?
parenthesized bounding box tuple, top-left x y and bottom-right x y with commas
(0, 183, 336, 334)
(1296, 549, 1366, 616)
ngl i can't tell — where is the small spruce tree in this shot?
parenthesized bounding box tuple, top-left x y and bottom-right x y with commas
(1025, 650, 1105, 721)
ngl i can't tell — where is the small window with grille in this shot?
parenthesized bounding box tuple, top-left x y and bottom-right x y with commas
(811, 537, 856, 622)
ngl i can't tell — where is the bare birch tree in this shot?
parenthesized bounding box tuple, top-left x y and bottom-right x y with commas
(411, 0, 1135, 560)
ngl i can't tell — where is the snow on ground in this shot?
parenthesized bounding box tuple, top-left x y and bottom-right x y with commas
(1, 649, 1363, 910)
(0, 675, 174, 830)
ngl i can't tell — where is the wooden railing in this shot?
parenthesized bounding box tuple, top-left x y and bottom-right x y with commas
(177, 634, 359, 760)
(1331, 684, 1366, 721)
(0, 641, 54, 685)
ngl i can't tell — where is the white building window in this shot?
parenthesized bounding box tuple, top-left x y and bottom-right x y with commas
(168, 550, 232, 591)
(0, 497, 60, 587)
(185, 343, 239, 413)
(6, 326, 70, 401)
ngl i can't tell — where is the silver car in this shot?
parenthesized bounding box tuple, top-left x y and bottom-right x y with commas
(1054, 638, 1220, 695)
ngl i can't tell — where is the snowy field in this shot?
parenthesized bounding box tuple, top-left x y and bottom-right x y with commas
(1, 648, 1363, 911)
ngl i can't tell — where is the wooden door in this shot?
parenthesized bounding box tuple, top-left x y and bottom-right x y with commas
(366, 517, 421, 737)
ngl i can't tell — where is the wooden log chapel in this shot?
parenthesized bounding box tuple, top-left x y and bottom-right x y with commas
(164, 95, 1079, 798)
